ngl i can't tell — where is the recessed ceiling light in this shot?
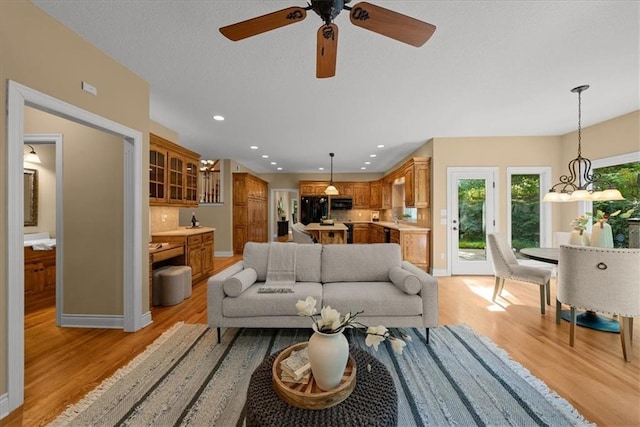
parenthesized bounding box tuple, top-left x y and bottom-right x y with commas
(361, 167, 367, 170)
(213, 115, 225, 121)
(270, 162, 277, 165)
(250, 145, 259, 150)
(277, 167, 283, 171)
(377, 144, 384, 148)
(262, 155, 269, 158)
(369, 154, 377, 158)
(319, 167, 325, 171)
(364, 161, 371, 165)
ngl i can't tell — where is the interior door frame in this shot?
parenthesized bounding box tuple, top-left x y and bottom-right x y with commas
(6, 81, 145, 413)
(447, 167, 498, 275)
(24, 134, 65, 326)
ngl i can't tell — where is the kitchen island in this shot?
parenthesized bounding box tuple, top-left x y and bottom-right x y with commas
(305, 222, 348, 244)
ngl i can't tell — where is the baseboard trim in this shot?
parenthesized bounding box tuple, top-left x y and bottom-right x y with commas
(59, 314, 123, 329)
(214, 251, 234, 257)
(0, 392, 9, 421)
(432, 268, 449, 277)
(141, 311, 153, 329)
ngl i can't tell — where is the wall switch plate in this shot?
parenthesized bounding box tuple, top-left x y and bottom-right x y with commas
(440, 218, 447, 225)
(82, 81, 97, 96)
(440, 209, 447, 216)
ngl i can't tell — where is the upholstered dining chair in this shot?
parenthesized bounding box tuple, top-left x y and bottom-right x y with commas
(557, 245, 640, 361)
(487, 233, 552, 314)
(291, 222, 315, 244)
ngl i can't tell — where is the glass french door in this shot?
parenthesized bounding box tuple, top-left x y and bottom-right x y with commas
(448, 168, 497, 275)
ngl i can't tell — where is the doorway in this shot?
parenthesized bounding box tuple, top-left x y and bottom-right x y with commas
(270, 188, 299, 241)
(6, 81, 144, 413)
(448, 168, 497, 275)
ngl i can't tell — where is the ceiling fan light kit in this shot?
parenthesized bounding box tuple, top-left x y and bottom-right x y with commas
(219, 1, 436, 78)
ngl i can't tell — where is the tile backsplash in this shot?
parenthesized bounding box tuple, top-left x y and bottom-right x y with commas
(150, 206, 180, 233)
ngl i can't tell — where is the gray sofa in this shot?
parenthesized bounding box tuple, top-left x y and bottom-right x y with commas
(207, 242, 438, 342)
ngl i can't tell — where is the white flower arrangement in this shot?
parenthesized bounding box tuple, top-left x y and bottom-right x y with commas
(295, 296, 410, 355)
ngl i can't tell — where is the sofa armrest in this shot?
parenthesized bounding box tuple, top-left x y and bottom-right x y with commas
(401, 261, 439, 327)
(207, 261, 244, 328)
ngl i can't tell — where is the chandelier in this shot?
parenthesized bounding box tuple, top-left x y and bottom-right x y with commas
(543, 85, 624, 202)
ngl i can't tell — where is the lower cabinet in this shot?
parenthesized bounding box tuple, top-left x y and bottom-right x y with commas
(353, 224, 369, 243)
(24, 247, 56, 296)
(152, 230, 215, 285)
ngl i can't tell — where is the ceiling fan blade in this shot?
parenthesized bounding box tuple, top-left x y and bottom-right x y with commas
(349, 2, 436, 47)
(220, 7, 307, 41)
(317, 23, 338, 78)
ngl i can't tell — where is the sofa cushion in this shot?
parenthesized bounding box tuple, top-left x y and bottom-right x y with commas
(223, 268, 258, 297)
(243, 242, 270, 281)
(243, 242, 322, 283)
(223, 282, 323, 318)
(321, 244, 403, 283)
(295, 244, 322, 282)
(322, 282, 423, 317)
(388, 266, 421, 295)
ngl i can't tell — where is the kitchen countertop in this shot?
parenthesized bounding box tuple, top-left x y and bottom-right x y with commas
(151, 226, 216, 237)
(348, 221, 430, 231)
(305, 222, 348, 231)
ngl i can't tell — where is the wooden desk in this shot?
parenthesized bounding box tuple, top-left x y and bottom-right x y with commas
(305, 223, 348, 244)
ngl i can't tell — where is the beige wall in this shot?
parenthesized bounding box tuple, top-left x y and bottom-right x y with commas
(1, 0, 149, 398)
(25, 107, 125, 314)
(557, 110, 640, 229)
(430, 136, 564, 271)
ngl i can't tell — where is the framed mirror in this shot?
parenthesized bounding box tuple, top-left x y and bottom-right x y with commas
(24, 168, 38, 226)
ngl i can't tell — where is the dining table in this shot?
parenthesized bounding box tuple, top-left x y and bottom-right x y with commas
(520, 247, 620, 333)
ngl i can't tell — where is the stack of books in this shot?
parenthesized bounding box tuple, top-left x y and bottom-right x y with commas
(280, 347, 311, 384)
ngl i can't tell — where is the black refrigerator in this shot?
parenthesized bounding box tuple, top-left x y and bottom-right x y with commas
(300, 196, 328, 225)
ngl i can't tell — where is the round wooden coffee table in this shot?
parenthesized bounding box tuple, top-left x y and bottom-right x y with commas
(245, 345, 397, 427)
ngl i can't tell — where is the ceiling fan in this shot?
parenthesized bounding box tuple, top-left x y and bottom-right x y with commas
(219, 1, 436, 78)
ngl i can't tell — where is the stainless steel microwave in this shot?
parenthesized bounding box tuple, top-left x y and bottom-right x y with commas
(330, 197, 353, 210)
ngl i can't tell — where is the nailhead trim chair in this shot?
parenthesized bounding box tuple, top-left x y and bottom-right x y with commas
(487, 233, 551, 314)
(557, 245, 640, 361)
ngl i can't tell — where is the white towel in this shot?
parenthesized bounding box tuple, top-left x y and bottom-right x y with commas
(262, 242, 297, 292)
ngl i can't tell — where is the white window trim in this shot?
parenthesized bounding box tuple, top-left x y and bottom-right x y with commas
(507, 167, 552, 267)
(578, 151, 640, 230)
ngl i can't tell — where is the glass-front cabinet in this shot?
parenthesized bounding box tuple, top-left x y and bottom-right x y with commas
(150, 133, 200, 207)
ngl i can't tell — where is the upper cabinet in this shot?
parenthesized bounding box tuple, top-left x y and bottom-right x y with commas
(150, 133, 200, 207)
(353, 182, 370, 209)
(402, 158, 431, 208)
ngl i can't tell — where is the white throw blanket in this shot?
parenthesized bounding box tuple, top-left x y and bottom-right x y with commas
(261, 243, 296, 292)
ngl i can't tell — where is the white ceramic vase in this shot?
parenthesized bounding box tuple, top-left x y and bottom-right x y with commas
(590, 221, 614, 248)
(307, 324, 349, 391)
(569, 229, 590, 246)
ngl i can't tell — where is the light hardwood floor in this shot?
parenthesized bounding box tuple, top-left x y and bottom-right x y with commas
(2, 256, 639, 426)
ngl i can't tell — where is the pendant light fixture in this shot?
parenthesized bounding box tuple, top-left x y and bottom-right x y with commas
(325, 152, 339, 195)
(543, 85, 624, 202)
(24, 144, 41, 164)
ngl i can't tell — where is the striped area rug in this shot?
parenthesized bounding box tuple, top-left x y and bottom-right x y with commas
(49, 323, 593, 426)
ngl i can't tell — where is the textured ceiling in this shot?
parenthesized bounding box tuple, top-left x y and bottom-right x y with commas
(32, 1, 639, 173)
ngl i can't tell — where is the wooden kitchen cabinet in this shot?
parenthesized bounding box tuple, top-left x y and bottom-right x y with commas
(390, 229, 400, 244)
(381, 180, 392, 209)
(400, 230, 430, 271)
(353, 223, 369, 243)
(369, 180, 381, 209)
(369, 223, 387, 243)
(150, 133, 200, 207)
(299, 181, 329, 196)
(353, 182, 370, 209)
(24, 247, 56, 295)
(402, 158, 431, 208)
(234, 173, 268, 254)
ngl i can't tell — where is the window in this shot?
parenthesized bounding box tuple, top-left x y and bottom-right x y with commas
(587, 154, 640, 247)
(507, 167, 551, 259)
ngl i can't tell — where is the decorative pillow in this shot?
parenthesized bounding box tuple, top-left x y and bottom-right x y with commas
(388, 266, 421, 295)
(223, 268, 258, 297)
